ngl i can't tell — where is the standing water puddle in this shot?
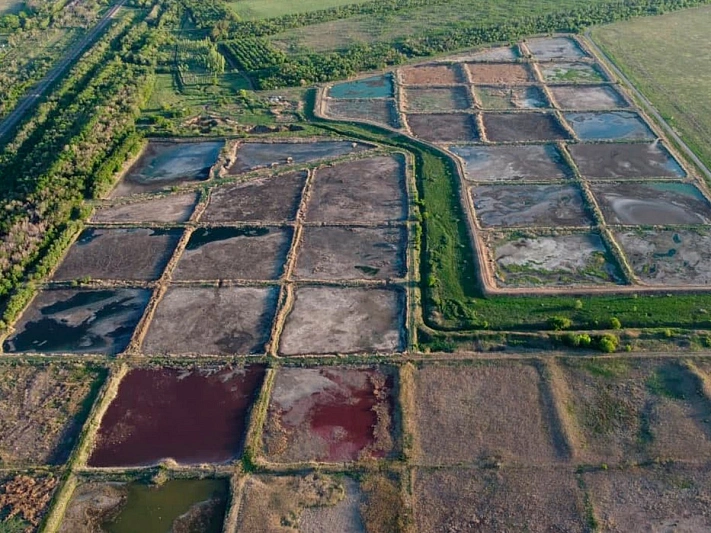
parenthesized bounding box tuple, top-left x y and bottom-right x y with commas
(565, 111, 655, 141)
(329, 75, 394, 99)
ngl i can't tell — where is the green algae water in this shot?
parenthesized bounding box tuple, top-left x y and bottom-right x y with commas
(104, 479, 228, 533)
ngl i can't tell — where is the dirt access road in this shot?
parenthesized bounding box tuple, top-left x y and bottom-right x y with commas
(0, 0, 125, 141)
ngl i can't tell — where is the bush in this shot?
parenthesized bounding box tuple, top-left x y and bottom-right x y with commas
(609, 317, 622, 330)
(548, 316, 572, 331)
(597, 334, 619, 353)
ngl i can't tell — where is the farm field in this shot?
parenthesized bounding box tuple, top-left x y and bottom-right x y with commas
(591, 4, 711, 170)
(227, 0, 373, 20)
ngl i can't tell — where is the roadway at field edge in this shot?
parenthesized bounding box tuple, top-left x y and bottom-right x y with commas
(0, 0, 126, 141)
(584, 32, 711, 183)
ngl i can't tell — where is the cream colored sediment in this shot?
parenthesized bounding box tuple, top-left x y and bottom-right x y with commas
(241, 367, 277, 467)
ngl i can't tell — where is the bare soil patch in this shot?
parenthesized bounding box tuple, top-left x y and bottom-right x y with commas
(568, 143, 686, 179)
(91, 193, 198, 224)
(526, 37, 587, 60)
(471, 184, 591, 227)
(406, 113, 479, 143)
(295, 226, 406, 280)
(228, 141, 369, 175)
(616, 228, 711, 286)
(173, 226, 292, 281)
(111, 141, 222, 197)
(203, 171, 306, 223)
(0, 364, 103, 466)
(451, 46, 518, 62)
(584, 464, 711, 532)
(400, 64, 462, 85)
(541, 62, 607, 83)
(142, 286, 278, 355)
(450, 144, 571, 182)
(89, 365, 265, 467)
(0, 474, 57, 532)
(306, 156, 407, 224)
(59, 479, 228, 533)
(412, 363, 563, 465)
(262, 366, 395, 463)
(414, 467, 588, 532)
(4, 288, 150, 355)
(403, 87, 471, 112)
(483, 112, 570, 142)
(326, 99, 400, 128)
(491, 232, 624, 287)
(465, 62, 534, 84)
(591, 182, 711, 225)
(558, 358, 711, 463)
(549, 85, 628, 110)
(52, 228, 182, 282)
(278, 287, 404, 355)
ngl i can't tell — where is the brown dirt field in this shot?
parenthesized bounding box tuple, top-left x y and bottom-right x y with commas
(465, 62, 534, 84)
(142, 286, 279, 355)
(0, 364, 104, 466)
(52, 228, 182, 282)
(584, 464, 711, 532)
(278, 287, 404, 356)
(172, 227, 292, 281)
(411, 363, 565, 465)
(450, 144, 572, 182)
(483, 112, 571, 142)
(294, 226, 406, 280)
(567, 143, 686, 179)
(413, 467, 588, 532)
(202, 171, 306, 223)
(405, 113, 480, 143)
(400, 64, 462, 85)
(91, 193, 198, 224)
(235, 473, 362, 533)
(262, 366, 395, 463)
(326, 99, 400, 129)
(557, 358, 711, 464)
(403, 87, 471, 113)
(0, 474, 58, 531)
(549, 85, 628, 110)
(306, 156, 407, 224)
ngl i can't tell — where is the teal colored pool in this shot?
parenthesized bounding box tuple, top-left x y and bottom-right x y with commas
(329, 75, 393, 99)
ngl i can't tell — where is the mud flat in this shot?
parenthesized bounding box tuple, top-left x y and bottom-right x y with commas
(564, 111, 655, 141)
(236, 473, 401, 533)
(52, 228, 182, 282)
(0, 474, 58, 532)
(111, 141, 223, 197)
(541, 62, 606, 83)
(203, 171, 306, 223)
(278, 287, 404, 355)
(584, 464, 711, 532)
(306, 156, 407, 224)
(465, 62, 534, 84)
(59, 479, 229, 533)
(549, 85, 628, 110)
(400, 64, 462, 85)
(89, 365, 265, 467)
(616, 228, 711, 286)
(406, 113, 480, 143)
(591, 182, 711, 225)
(228, 141, 369, 175)
(91, 192, 198, 224)
(173, 227, 292, 280)
(0, 364, 104, 466)
(474, 85, 548, 110)
(454, 45, 518, 62)
(483, 112, 570, 142)
(451, 144, 571, 182)
(558, 358, 711, 463)
(326, 98, 400, 128)
(568, 142, 686, 179)
(142, 286, 278, 355)
(329, 75, 393, 99)
(262, 367, 395, 462)
(471, 184, 591, 227)
(294, 226, 406, 280)
(525, 36, 587, 60)
(4, 288, 150, 355)
(491, 232, 623, 287)
(414, 467, 587, 533)
(404, 87, 471, 112)
(412, 363, 562, 465)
